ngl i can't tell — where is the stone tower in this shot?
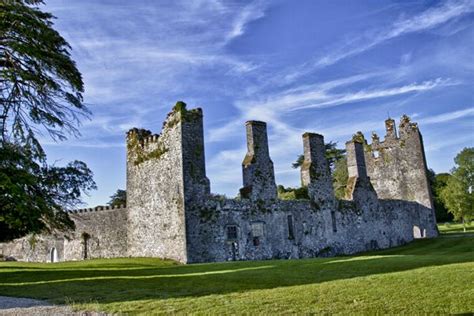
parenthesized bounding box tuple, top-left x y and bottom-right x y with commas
(364, 115, 437, 237)
(365, 116, 434, 209)
(126, 102, 209, 263)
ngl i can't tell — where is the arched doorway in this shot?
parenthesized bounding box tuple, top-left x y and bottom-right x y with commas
(50, 247, 58, 263)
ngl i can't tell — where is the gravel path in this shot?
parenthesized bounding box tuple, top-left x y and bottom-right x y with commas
(0, 296, 107, 315)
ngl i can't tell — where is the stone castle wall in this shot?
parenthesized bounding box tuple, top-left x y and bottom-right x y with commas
(0, 103, 438, 264)
(183, 115, 437, 263)
(0, 206, 127, 262)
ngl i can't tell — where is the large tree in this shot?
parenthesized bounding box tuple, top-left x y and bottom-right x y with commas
(0, 144, 96, 241)
(108, 189, 126, 207)
(427, 169, 453, 222)
(440, 148, 474, 232)
(0, 0, 95, 242)
(1, 0, 87, 152)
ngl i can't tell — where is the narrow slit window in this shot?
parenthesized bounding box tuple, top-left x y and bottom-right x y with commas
(331, 211, 337, 233)
(287, 215, 294, 240)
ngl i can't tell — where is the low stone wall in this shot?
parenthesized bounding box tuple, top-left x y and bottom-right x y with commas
(0, 235, 64, 262)
(0, 207, 127, 262)
(64, 207, 128, 261)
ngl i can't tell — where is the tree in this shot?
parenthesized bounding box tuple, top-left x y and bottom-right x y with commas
(1, 0, 87, 154)
(427, 169, 453, 222)
(0, 0, 96, 242)
(332, 157, 348, 199)
(108, 189, 126, 207)
(0, 144, 96, 241)
(440, 148, 474, 232)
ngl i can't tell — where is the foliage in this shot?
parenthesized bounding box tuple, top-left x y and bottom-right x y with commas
(172, 100, 187, 114)
(333, 157, 348, 199)
(107, 189, 126, 207)
(0, 1, 96, 241)
(427, 169, 453, 222)
(127, 131, 168, 166)
(0, 232, 472, 314)
(0, 0, 88, 155)
(440, 148, 474, 232)
(0, 144, 96, 242)
(277, 185, 309, 200)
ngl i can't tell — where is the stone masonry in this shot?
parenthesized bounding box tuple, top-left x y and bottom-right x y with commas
(0, 102, 438, 263)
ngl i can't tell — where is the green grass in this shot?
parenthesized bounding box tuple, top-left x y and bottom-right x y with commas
(0, 226, 473, 314)
(438, 221, 474, 234)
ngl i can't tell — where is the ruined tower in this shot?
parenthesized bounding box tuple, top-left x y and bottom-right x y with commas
(126, 102, 209, 262)
(301, 133, 334, 206)
(240, 121, 277, 201)
(365, 116, 434, 209)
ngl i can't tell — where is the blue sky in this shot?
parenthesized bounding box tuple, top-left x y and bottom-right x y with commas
(42, 0, 474, 207)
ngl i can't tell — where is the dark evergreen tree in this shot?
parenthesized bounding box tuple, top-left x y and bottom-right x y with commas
(0, 0, 96, 241)
(108, 189, 126, 207)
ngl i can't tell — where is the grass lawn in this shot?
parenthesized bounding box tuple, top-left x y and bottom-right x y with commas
(438, 221, 474, 234)
(0, 224, 473, 314)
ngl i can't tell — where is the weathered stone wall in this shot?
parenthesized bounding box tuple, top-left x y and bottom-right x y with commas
(363, 116, 437, 237)
(0, 235, 64, 262)
(1, 105, 438, 264)
(184, 127, 437, 263)
(0, 206, 127, 262)
(63, 206, 127, 260)
(184, 196, 430, 263)
(126, 104, 204, 262)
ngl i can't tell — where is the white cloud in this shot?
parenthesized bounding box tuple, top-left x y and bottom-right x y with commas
(225, 0, 267, 42)
(420, 107, 474, 124)
(239, 78, 456, 115)
(315, 0, 474, 67)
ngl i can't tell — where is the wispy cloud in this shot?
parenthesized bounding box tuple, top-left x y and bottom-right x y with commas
(225, 0, 267, 43)
(315, 0, 474, 67)
(242, 78, 456, 114)
(420, 107, 474, 124)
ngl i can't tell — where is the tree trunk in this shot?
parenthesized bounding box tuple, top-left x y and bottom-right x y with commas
(462, 217, 466, 233)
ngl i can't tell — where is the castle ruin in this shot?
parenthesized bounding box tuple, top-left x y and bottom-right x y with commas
(0, 102, 438, 263)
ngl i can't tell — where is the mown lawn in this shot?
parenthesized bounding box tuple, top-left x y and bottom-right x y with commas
(0, 224, 473, 314)
(438, 221, 474, 234)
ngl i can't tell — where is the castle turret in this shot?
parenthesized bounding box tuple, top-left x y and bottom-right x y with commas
(301, 132, 334, 205)
(240, 121, 277, 201)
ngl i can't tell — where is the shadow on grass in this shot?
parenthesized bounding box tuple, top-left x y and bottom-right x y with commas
(0, 235, 472, 305)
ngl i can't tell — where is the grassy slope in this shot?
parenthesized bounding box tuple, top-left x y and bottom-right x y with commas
(0, 224, 473, 314)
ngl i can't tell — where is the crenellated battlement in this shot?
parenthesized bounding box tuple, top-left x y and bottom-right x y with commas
(69, 204, 126, 214)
